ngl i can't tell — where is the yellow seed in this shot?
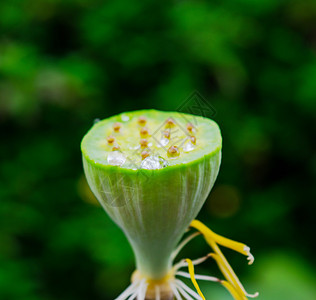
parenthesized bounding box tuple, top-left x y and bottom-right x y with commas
(141, 150, 150, 160)
(138, 116, 147, 125)
(113, 122, 122, 132)
(140, 127, 149, 138)
(163, 130, 170, 139)
(168, 145, 180, 157)
(140, 139, 148, 148)
(187, 122, 195, 132)
(107, 136, 115, 145)
(190, 136, 196, 144)
(165, 118, 175, 128)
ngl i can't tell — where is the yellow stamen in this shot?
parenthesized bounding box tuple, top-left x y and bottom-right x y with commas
(190, 220, 254, 264)
(221, 280, 244, 300)
(210, 252, 247, 300)
(210, 240, 258, 299)
(190, 220, 259, 299)
(185, 259, 205, 300)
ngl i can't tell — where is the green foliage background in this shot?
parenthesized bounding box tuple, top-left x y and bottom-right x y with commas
(0, 0, 316, 299)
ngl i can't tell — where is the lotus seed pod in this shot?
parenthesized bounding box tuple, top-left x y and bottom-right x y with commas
(81, 110, 259, 300)
(81, 110, 221, 278)
(81, 109, 223, 298)
(82, 110, 221, 276)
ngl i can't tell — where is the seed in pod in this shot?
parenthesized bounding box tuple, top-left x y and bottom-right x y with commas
(167, 145, 180, 158)
(107, 136, 115, 145)
(138, 116, 147, 126)
(113, 122, 122, 132)
(140, 127, 149, 138)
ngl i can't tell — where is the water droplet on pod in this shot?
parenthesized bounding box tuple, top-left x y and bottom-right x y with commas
(121, 115, 130, 122)
(183, 140, 195, 152)
(159, 137, 169, 147)
(107, 151, 126, 166)
(141, 156, 168, 170)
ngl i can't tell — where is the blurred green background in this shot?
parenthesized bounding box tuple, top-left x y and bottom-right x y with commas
(1, 0, 316, 299)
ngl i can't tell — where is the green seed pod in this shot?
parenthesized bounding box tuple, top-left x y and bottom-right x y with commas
(81, 110, 222, 281)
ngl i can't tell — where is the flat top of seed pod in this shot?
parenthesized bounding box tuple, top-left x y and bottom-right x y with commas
(81, 109, 221, 171)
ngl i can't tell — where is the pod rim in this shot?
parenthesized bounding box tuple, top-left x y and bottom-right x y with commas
(81, 109, 222, 175)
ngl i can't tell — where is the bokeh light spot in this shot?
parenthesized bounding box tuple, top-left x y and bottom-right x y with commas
(207, 184, 241, 218)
